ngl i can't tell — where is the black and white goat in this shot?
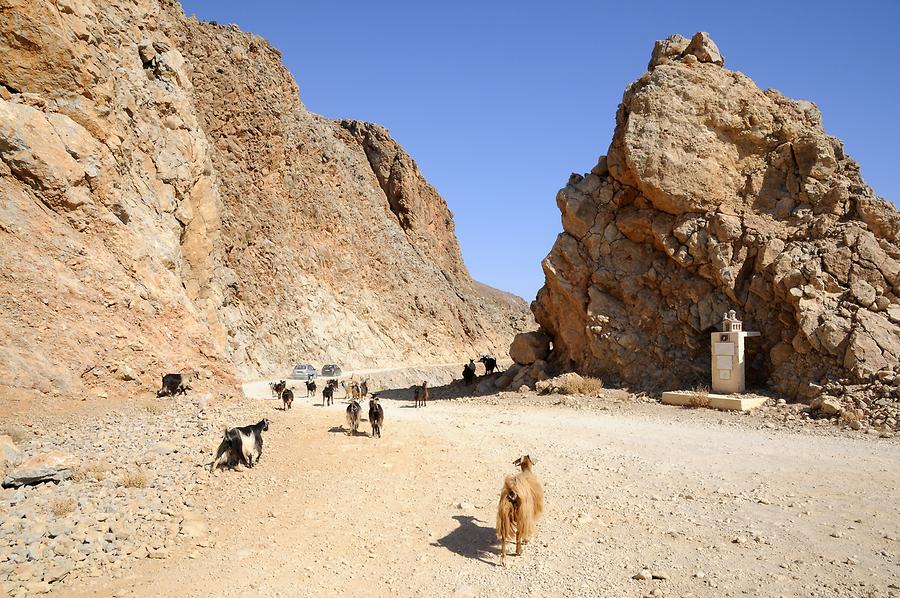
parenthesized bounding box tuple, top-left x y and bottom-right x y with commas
(479, 355, 502, 375)
(305, 380, 317, 398)
(210, 419, 270, 472)
(345, 400, 361, 436)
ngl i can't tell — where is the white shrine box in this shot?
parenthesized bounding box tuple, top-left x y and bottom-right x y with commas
(710, 310, 759, 394)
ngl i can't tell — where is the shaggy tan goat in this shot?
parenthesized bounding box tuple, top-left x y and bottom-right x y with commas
(342, 380, 361, 400)
(496, 454, 544, 566)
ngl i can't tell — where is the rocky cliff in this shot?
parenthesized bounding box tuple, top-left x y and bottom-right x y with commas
(0, 0, 529, 399)
(530, 33, 899, 427)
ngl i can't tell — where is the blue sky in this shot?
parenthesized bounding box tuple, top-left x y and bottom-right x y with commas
(181, 0, 899, 301)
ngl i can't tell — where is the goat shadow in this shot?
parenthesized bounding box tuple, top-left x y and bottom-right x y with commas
(375, 372, 505, 405)
(327, 426, 367, 436)
(432, 515, 498, 567)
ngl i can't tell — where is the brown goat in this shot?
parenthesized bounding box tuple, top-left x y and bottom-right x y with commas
(342, 380, 361, 400)
(413, 380, 429, 407)
(496, 455, 544, 566)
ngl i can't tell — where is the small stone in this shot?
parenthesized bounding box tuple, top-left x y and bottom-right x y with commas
(24, 581, 52, 594)
(451, 584, 477, 598)
(733, 536, 747, 544)
(633, 569, 652, 581)
(43, 562, 72, 583)
(117, 365, 139, 381)
(830, 531, 844, 538)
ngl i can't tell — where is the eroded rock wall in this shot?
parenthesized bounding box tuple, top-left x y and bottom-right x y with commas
(0, 0, 529, 398)
(533, 33, 900, 422)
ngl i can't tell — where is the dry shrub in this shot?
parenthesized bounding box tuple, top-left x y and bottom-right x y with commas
(49, 497, 76, 517)
(119, 469, 149, 488)
(688, 385, 710, 408)
(72, 462, 109, 482)
(1, 425, 27, 444)
(143, 402, 168, 416)
(559, 376, 604, 396)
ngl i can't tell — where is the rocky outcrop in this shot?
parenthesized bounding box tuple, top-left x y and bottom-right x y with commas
(2, 450, 78, 488)
(533, 32, 900, 429)
(0, 0, 529, 398)
(510, 330, 551, 366)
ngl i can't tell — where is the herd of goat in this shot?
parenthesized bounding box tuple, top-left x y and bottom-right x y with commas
(160, 354, 542, 565)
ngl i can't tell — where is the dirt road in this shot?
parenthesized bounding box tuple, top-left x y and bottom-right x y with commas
(241, 361, 471, 400)
(62, 393, 900, 597)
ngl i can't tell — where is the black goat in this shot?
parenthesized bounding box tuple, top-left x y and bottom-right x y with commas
(271, 380, 286, 399)
(479, 355, 501, 375)
(369, 397, 384, 438)
(281, 388, 294, 410)
(322, 379, 337, 406)
(157, 372, 194, 397)
(346, 400, 361, 435)
(210, 419, 270, 472)
(462, 360, 477, 385)
(306, 380, 317, 398)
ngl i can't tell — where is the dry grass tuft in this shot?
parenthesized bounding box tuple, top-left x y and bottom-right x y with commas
(49, 497, 76, 517)
(119, 469, 149, 488)
(72, 462, 109, 482)
(142, 402, 168, 416)
(559, 376, 604, 396)
(688, 385, 710, 408)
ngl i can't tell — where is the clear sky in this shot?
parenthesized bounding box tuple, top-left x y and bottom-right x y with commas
(180, 0, 899, 301)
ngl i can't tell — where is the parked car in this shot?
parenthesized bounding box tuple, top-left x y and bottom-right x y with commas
(290, 364, 317, 380)
(321, 364, 342, 377)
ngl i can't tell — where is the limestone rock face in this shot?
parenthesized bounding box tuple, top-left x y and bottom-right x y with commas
(533, 33, 900, 423)
(0, 0, 529, 398)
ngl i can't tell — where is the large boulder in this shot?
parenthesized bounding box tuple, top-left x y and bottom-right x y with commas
(509, 330, 551, 365)
(2, 450, 79, 488)
(533, 32, 900, 430)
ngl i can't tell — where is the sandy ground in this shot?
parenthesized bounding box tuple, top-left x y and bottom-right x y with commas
(47, 387, 900, 598)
